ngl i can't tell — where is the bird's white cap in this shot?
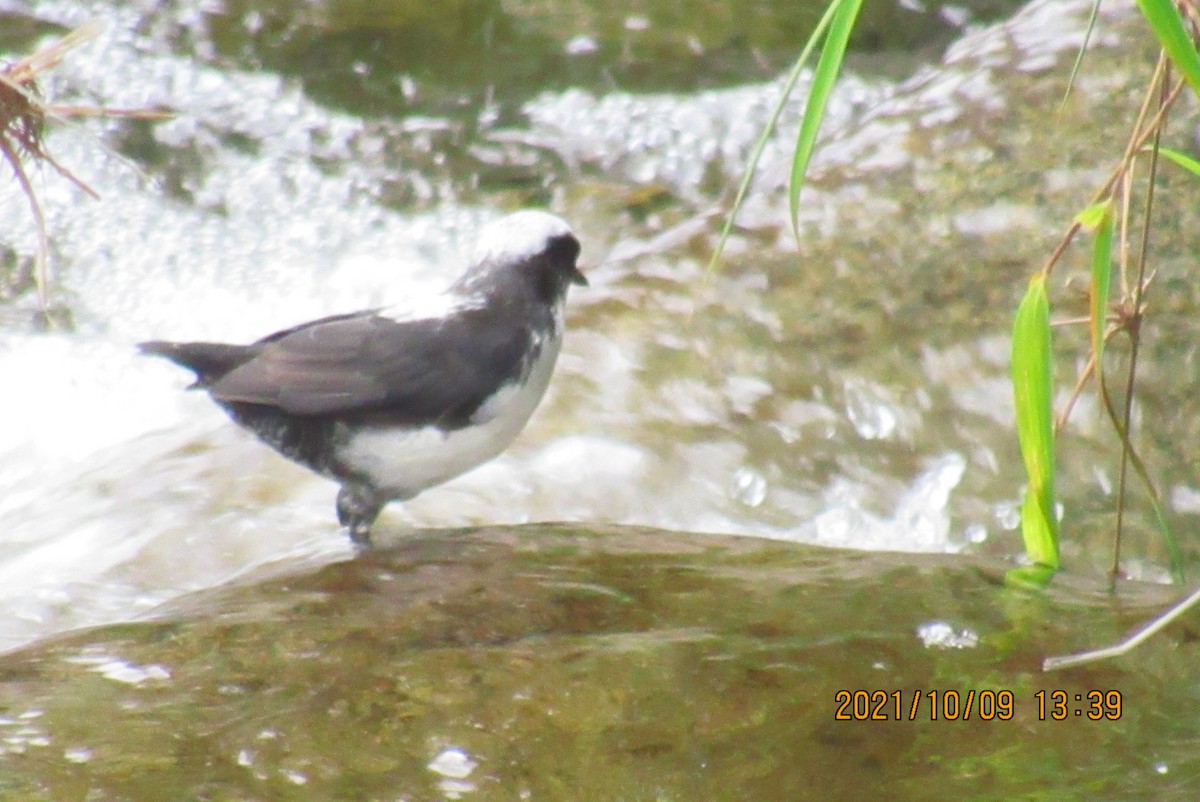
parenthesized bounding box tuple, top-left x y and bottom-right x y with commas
(472, 210, 575, 266)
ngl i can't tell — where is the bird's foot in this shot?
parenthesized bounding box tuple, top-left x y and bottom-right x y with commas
(336, 483, 383, 546)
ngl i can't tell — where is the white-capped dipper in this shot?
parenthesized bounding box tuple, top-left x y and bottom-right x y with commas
(140, 210, 585, 544)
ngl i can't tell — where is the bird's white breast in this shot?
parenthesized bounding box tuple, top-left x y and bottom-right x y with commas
(336, 326, 563, 500)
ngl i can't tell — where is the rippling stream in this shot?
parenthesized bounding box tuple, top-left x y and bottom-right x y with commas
(4, 0, 1200, 797)
(0, 0, 1014, 648)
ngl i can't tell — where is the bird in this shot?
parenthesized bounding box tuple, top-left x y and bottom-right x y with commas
(139, 210, 586, 545)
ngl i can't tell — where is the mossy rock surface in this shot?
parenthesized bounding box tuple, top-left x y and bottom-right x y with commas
(0, 525, 1191, 801)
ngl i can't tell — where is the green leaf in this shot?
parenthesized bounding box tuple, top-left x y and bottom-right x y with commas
(708, 0, 844, 271)
(1073, 200, 1110, 231)
(1005, 561, 1059, 590)
(788, 0, 865, 235)
(1136, 0, 1200, 99)
(1011, 275, 1060, 574)
(1081, 200, 1114, 378)
(1154, 145, 1200, 178)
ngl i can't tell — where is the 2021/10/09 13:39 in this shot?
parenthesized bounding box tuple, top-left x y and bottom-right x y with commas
(833, 689, 1123, 721)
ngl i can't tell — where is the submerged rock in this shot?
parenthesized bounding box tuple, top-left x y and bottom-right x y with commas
(0, 524, 1190, 800)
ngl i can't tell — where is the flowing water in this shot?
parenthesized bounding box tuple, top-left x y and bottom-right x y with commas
(0, 0, 1026, 651)
(4, 0, 1200, 797)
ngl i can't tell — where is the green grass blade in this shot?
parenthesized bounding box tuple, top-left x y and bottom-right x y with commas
(1136, 0, 1200, 98)
(1151, 496, 1185, 583)
(1059, 0, 1103, 108)
(1075, 200, 1114, 379)
(1011, 275, 1060, 575)
(1006, 560, 1059, 590)
(788, 0, 865, 235)
(707, 0, 843, 272)
(1154, 144, 1200, 177)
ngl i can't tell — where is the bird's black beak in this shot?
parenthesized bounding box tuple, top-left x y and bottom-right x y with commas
(570, 264, 589, 287)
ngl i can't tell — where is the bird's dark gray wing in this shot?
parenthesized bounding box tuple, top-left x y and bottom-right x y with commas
(138, 311, 383, 387)
(208, 308, 533, 426)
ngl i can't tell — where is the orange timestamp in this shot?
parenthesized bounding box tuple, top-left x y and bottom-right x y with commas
(833, 689, 1123, 721)
(1035, 689, 1123, 720)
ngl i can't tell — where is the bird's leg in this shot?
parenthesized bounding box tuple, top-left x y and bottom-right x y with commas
(336, 483, 383, 545)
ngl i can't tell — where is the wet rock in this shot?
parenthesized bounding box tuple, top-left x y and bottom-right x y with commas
(0, 524, 1188, 800)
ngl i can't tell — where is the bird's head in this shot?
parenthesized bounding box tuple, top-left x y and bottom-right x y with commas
(459, 210, 586, 303)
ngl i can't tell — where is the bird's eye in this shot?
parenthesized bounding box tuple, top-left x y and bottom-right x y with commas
(544, 234, 581, 266)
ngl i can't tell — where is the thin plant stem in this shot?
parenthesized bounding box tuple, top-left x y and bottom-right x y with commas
(1044, 582, 1200, 670)
(0, 134, 49, 307)
(1111, 66, 1171, 585)
(1037, 73, 1183, 281)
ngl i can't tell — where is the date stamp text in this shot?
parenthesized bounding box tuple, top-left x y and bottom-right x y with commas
(833, 689, 1123, 721)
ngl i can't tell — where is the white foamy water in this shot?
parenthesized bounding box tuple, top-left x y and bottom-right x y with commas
(0, 0, 1096, 651)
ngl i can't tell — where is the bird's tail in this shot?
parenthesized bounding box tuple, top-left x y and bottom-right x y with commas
(138, 340, 256, 387)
